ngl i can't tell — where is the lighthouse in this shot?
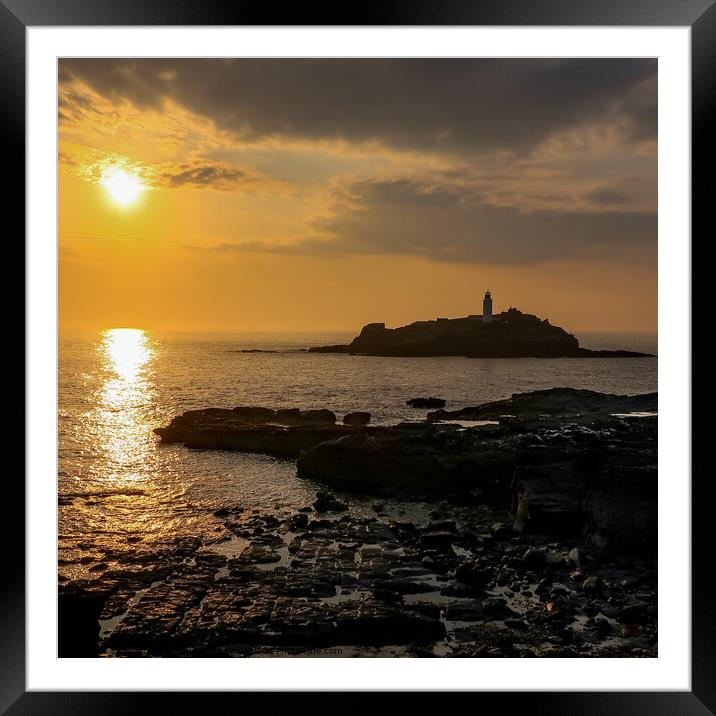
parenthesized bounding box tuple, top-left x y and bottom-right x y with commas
(483, 291, 493, 322)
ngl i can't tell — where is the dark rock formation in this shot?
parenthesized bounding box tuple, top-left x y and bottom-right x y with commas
(427, 388, 657, 422)
(511, 416, 657, 553)
(155, 390, 657, 553)
(154, 406, 347, 458)
(298, 409, 337, 426)
(407, 397, 446, 408)
(60, 458, 657, 657)
(156, 406, 323, 442)
(308, 344, 350, 354)
(308, 309, 654, 358)
(58, 584, 113, 657)
(343, 411, 371, 426)
(312, 491, 348, 513)
(297, 423, 516, 496)
(156, 421, 349, 458)
(297, 413, 656, 554)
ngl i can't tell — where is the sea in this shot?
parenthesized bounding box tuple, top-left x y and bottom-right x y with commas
(58, 329, 657, 579)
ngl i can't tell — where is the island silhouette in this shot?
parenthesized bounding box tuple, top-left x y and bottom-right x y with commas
(310, 293, 652, 359)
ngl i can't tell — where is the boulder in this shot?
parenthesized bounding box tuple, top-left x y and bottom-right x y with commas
(299, 409, 337, 426)
(419, 531, 456, 551)
(312, 491, 348, 513)
(490, 522, 513, 539)
(343, 411, 371, 426)
(481, 596, 516, 618)
(582, 576, 602, 594)
(454, 561, 492, 586)
(425, 520, 458, 533)
(289, 513, 309, 529)
(407, 397, 446, 409)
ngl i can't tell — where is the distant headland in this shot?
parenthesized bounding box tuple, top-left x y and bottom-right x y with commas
(309, 291, 654, 359)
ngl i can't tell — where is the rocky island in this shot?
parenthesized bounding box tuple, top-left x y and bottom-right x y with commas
(309, 295, 653, 359)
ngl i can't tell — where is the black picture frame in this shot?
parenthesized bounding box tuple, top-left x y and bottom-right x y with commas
(6, 0, 707, 711)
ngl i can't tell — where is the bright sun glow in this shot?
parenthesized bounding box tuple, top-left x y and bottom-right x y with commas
(99, 167, 146, 206)
(102, 328, 152, 381)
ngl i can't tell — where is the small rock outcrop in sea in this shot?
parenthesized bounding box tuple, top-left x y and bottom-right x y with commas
(308, 309, 654, 358)
(343, 411, 371, 426)
(406, 397, 446, 408)
(426, 387, 657, 422)
(154, 406, 351, 458)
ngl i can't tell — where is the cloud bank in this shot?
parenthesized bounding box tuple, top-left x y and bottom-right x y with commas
(60, 58, 656, 157)
(59, 58, 657, 267)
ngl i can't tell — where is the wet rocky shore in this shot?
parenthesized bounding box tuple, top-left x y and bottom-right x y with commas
(59, 388, 658, 658)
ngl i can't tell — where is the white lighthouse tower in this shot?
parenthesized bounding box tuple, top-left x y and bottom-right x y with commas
(482, 290, 493, 322)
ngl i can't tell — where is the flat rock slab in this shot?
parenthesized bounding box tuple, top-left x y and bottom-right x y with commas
(56, 506, 656, 658)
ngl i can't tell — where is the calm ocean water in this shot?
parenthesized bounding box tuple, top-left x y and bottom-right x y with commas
(58, 329, 657, 578)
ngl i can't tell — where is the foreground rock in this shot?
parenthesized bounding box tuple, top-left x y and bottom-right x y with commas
(511, 417, 657, 553)
(58, 584, 113, 656)
(60, 389, 659, 658)
(155, 391, 657, 554)
(297, 423, 514, 496)
(297, 414, 656, 555)
(60, 503, 657, 658)
(308, 309, 654, 359)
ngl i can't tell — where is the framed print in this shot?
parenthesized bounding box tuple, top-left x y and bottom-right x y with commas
(8, 0, 709, 710)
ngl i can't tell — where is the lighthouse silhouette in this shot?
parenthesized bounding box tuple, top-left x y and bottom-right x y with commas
(483, 291, 493, 323)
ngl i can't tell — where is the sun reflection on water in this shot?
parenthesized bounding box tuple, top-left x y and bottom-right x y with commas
(103, 328, 152, 381)
(95, 328, 157, 478)
(60, 327, 176, 575)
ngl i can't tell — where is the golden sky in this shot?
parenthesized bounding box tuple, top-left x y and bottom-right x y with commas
(58, 59, 657, 334)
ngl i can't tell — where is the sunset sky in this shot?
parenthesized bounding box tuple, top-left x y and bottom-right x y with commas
(58, 59, 657, 334)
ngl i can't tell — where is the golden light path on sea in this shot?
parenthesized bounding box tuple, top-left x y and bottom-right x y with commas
(95, 328, 156, 481)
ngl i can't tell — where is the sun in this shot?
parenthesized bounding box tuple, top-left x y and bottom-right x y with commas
(99, 167, 146, 206)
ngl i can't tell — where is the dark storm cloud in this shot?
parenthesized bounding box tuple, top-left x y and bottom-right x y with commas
(59, 58, 657, 155)
(205, 176, 656, 265)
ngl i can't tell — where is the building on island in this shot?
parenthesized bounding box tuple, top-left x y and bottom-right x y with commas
(482, 290, 493, 323)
